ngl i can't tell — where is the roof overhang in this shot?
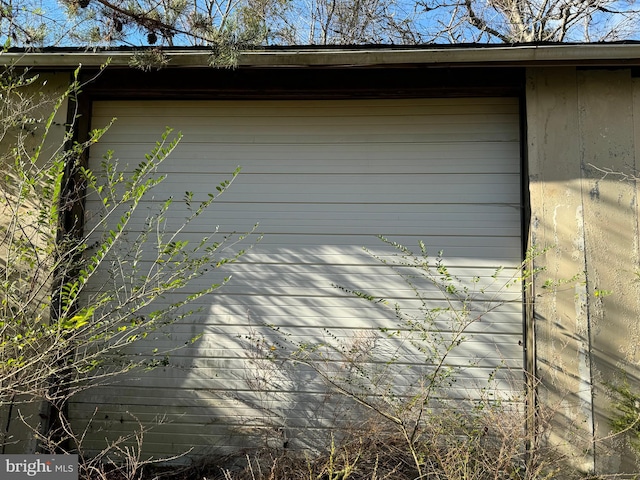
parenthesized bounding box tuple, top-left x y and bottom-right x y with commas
(4, 43, 640, 69)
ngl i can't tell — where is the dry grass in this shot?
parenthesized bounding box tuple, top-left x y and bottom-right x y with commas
(85, 404, 571, 480)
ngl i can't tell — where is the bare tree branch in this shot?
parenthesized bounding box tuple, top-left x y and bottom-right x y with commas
(464, 0, 511, 41)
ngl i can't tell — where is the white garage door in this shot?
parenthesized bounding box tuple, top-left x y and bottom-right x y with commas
(71, 98, 522, 458)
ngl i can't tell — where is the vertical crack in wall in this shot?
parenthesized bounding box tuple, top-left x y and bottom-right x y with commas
(574, 203, 596, 470)
(577, 77, 597, 470)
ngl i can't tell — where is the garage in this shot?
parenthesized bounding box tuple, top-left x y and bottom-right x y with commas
(71, 97, 523, 456)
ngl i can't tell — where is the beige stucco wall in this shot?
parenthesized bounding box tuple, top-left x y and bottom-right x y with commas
(527, 66, 640, 474)
(0, 71, 71, 454)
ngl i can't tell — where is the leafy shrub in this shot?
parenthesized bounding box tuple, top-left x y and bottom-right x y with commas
(0, 62, 253, 464)
(225, 237, 563, 479)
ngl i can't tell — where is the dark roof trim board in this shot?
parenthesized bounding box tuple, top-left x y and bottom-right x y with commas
(79, 66, 526, 100)
(4, 43, 640, 69)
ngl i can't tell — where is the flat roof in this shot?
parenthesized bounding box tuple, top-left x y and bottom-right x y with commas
(4, 43, 640, 68)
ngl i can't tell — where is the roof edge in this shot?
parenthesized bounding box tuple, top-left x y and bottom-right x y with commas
(3, 43, 640, 68)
